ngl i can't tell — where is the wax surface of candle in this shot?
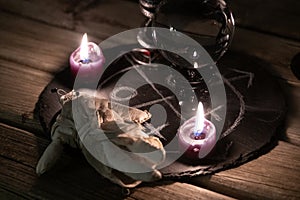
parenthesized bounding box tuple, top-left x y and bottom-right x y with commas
(69, 33, 105, 79)
(178, 102, 217, 159)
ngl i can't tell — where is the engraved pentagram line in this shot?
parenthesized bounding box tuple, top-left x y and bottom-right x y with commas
(100, 51, 254, 141)
(228, 68, 254, 88)
(220, 75, 246, 139)
(220, 68, 255, 139)
(125, 55, 185, 121)
(205, 105, 223, 121)
(134, 96, 174, 109)
(144, 122, 168, 140)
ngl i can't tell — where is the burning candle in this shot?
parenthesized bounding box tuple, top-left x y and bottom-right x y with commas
(178, 102, 216, 159)
(69, 33, 105, 79)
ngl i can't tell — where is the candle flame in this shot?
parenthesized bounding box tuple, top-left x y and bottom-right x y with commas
(194, 102, 205, 136)
(193, 51, 197, 58)
(80, 33, 89, 62)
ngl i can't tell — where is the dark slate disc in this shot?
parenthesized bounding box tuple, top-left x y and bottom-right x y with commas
(36, 51, 286, 177)
(161, 53, 286, 177)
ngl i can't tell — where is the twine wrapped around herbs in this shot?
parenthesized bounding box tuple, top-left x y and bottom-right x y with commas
(36, 89, 166, 188)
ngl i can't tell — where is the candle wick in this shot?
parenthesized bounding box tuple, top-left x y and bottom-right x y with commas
(194, 130, 203, 137)
(80, 59, 91, 64)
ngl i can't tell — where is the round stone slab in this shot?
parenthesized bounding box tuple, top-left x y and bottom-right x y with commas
(36, 51, 286, 177)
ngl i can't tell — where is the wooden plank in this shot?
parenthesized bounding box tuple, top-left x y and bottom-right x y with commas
(279, 81, 300, 146)
(2, 0, 298, 40)
(65, 0, 300, 148)
(230, 0, 300, 40)
(0, 124, 49, 168)
(0, 123, 233, 200)
(130, 182, 234, 200)
(0, 0, 74, 29)
(124, 0, 300, 39)
(0, 10, 127, 74)
(0, 156, 125, 200)
(0, 11, 88, 73)
(1, 57, 298, 199)
(192, 141, 300, 199)
(1, 7, 299, 145)
(230, 29, 300, 146)
(64, 0, 300, 146)
(0, 0, 142, 35)
(0, 58, 53, 135)
(231, 28, 300, 82)
(74, 0, 300, 81)
(0, 187, 26, 200)
(74, 0, 143, 38)
(79, 0, 299, 82)
(0, 1, 298, 199)
(232, 32, 300, 145)
(1, 3, 299, 82)
(1, 123, 299, 199)
(1, 0, 299, 45)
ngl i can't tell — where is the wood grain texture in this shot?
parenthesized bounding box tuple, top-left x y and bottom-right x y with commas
(74, 0, 143, 38)
(0, 11, 80, 73)
(0, 187, 25, 200)
(74, 0, 300, 82)
(130, 182, 234, 200)
(1, 7, 299, 144)
(0, 0, 74, 29)
(1, 123, 299, 199)
(279, 81, 300, 146)
(231, 28, 300, 82)
(1, 0, 299, 41)
(0, 58, 52, 135)
(193, 141, 300, 200)
(124, 0, 300, 40)
(230, 29, 300, 147)
(230, 0, 300, 40)
(0, 123, 233, 200)
(0, 0, 299, 199)
(1, 1, 298, 81)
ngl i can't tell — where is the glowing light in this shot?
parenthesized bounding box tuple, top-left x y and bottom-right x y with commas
(193, 51, 197, 58)
(194, 102, 205, 136)
(194, 62, 199, 68)
(80, 33, 89, 63)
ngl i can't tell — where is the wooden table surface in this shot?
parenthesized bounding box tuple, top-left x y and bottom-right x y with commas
(0, 0, 299, 199)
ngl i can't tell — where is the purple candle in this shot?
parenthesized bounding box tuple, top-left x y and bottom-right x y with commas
(178, 102, 216, 159)
(69, 33, 105, 79)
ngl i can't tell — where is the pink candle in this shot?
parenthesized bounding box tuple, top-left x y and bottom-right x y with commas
(178, 102, 216, 159)
(69, 33, 105, 80)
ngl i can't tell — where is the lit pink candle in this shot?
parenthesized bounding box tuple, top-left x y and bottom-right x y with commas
(69, 33, 105, 79)
(178, 102, 217, 159)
